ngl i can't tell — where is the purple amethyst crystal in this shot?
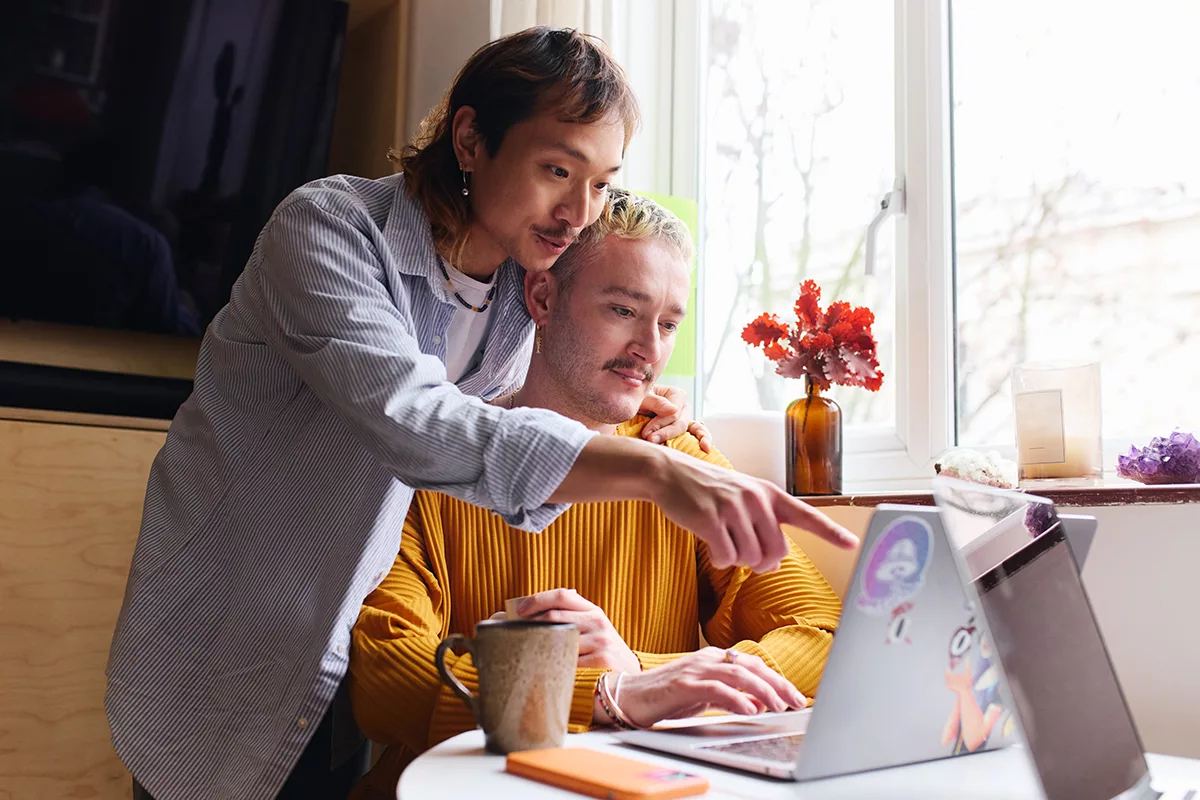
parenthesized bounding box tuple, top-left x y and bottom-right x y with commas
(1117, 430, 1200, 485)
(1024, 501, 1058, 537)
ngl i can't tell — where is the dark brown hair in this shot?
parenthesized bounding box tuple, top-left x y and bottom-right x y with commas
(395, 27, 640, 264)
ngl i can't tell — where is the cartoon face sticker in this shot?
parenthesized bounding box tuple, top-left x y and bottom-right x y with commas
(948, 621, 975, 670)
(856, 516, 935, 616)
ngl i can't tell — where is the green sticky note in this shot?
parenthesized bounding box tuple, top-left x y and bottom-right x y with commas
(636, 191, 697, 379)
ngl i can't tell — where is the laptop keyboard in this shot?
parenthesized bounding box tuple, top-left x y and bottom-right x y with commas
(697, 733, 805, 764)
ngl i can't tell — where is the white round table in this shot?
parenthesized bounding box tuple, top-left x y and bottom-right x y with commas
(398, 729, 1200, 799)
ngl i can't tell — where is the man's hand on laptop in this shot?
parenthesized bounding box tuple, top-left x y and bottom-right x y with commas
(594, 647, 807, 729)
(652, 446, 859, 572)
(517, 589, 641, 674)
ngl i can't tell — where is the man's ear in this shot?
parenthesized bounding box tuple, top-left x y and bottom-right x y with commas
(523, 271, 556, 327)
(451, 106, 482, 170)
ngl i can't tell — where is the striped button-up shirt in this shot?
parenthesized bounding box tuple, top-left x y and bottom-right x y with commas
(105, 173, 594, 800)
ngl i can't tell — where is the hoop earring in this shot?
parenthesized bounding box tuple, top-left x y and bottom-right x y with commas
(460, 164, 470, 197)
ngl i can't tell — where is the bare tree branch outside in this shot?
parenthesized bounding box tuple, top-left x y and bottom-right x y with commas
(701, 0, 1200, 448)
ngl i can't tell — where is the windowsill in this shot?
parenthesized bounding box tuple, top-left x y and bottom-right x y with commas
(799, 480, 1200, 508)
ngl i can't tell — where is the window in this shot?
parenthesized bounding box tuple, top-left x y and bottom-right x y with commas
(951, 0, 1200, 451)
(662, 0, 1196, 487)
(685, 0, 952, 488)
(698, 0, 896, 428)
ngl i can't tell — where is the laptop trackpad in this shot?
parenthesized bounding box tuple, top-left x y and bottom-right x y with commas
(650, 709, 811, 738)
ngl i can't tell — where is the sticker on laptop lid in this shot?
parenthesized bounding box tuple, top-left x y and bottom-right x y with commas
(856, 516, 934, 616)
(886, 601, 914, 644)
(941, 623, 1007, 754)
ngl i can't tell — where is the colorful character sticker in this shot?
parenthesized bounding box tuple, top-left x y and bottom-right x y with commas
(856, 516, 935, 616)
(941, 620, 1008, 754)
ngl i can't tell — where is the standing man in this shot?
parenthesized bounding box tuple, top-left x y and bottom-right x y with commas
(107, 28, 857, 800)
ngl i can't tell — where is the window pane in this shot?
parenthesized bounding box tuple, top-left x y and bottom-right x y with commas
(700, 0, 895, 423)
(953, 1, 1200, 446)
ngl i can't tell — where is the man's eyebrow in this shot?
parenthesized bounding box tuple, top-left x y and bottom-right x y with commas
(548, 142, 622, 175)
(601, 285, 687, 317)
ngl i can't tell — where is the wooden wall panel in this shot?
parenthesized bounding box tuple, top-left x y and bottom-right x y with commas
(0, 419, 165, 800)
(328, 0, 411, 179)
(0, 319, 199, 380)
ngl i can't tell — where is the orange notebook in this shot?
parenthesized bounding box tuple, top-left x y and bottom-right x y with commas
(506, 748, 710, 799)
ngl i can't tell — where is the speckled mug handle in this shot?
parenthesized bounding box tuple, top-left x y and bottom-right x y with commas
(434, 633, 479, 721)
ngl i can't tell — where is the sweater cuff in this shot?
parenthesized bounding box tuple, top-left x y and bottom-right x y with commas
(568, 667, 608, 732)
(633, 650, 691, 670)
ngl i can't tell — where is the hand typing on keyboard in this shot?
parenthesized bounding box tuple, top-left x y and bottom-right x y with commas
(593, 647, 808, 729)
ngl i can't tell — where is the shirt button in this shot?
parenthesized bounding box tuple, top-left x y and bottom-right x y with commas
(297, 717, 308, 729)
(336, 642, 347, 656)
(432, 335, 442, 345)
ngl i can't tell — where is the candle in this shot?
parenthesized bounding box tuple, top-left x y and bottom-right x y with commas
(1018, 435, 1103, 480)
(1012, 362, 1103, 481)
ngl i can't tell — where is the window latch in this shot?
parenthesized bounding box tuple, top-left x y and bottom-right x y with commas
(864, 178, 905, 276)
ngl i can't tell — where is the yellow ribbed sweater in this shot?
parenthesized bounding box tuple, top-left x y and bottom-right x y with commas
(347, 417, 843, 798)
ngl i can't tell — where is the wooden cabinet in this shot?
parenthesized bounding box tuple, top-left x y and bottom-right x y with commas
(0, 419, 165, 800)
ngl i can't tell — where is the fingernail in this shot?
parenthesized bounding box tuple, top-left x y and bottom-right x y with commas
(650, 434, 660, 443)
(517, 600, 530, 614)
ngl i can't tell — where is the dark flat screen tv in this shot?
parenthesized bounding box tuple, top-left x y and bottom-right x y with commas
(0, 0, 348, 419)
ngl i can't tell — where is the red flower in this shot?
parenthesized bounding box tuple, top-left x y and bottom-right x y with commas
(799, 331, 834, 352)
(741, 312, 790, 347)
(741, 280, 884, 392)
(794, 280, 823, 329)
(762, 340, 792, 361)
(827, 321, 857, 346)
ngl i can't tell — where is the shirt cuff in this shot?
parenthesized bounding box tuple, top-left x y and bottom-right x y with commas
(481, 407, 596, 532)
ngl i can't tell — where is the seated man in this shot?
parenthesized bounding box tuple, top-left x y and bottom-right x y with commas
(347, 189, 843, 797)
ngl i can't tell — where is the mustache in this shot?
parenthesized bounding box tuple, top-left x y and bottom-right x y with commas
(602, 358, 653, 382)
(532, 224, 578, 244)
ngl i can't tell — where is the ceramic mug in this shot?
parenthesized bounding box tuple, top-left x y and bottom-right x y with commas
(434, 619, 579, 754)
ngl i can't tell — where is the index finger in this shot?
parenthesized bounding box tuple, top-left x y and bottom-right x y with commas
(731, 652, 808, 710)
(518, 588, 593, 617)
(773, 492, 859, 550)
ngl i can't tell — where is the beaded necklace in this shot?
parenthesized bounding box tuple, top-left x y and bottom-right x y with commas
(437, 259, 497, 313)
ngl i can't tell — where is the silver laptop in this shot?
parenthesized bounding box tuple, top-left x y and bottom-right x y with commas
(615, 504, 1022, 780)
(933, 477, 1194, 800)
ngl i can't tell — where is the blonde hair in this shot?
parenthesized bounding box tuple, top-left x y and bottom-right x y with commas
(552, 187, 693, 291)
(395, 27, 640, 266)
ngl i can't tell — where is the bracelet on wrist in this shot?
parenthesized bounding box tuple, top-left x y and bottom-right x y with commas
(595, 672, 638, 730)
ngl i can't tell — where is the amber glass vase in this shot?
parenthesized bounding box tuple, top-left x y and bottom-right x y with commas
(786, 376, 843, 495)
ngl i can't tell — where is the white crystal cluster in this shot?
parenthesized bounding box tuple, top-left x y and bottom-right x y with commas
(933, 448, 1018, 489)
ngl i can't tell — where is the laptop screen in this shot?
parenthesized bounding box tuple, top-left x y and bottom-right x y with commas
(933, 479, 1150, 800)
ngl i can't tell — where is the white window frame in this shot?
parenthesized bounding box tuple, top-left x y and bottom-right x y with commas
(658, 0, 955, 491)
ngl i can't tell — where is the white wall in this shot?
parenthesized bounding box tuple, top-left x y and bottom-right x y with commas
(403, 0, 491, 143)
(1071, 503, 1200, 758)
